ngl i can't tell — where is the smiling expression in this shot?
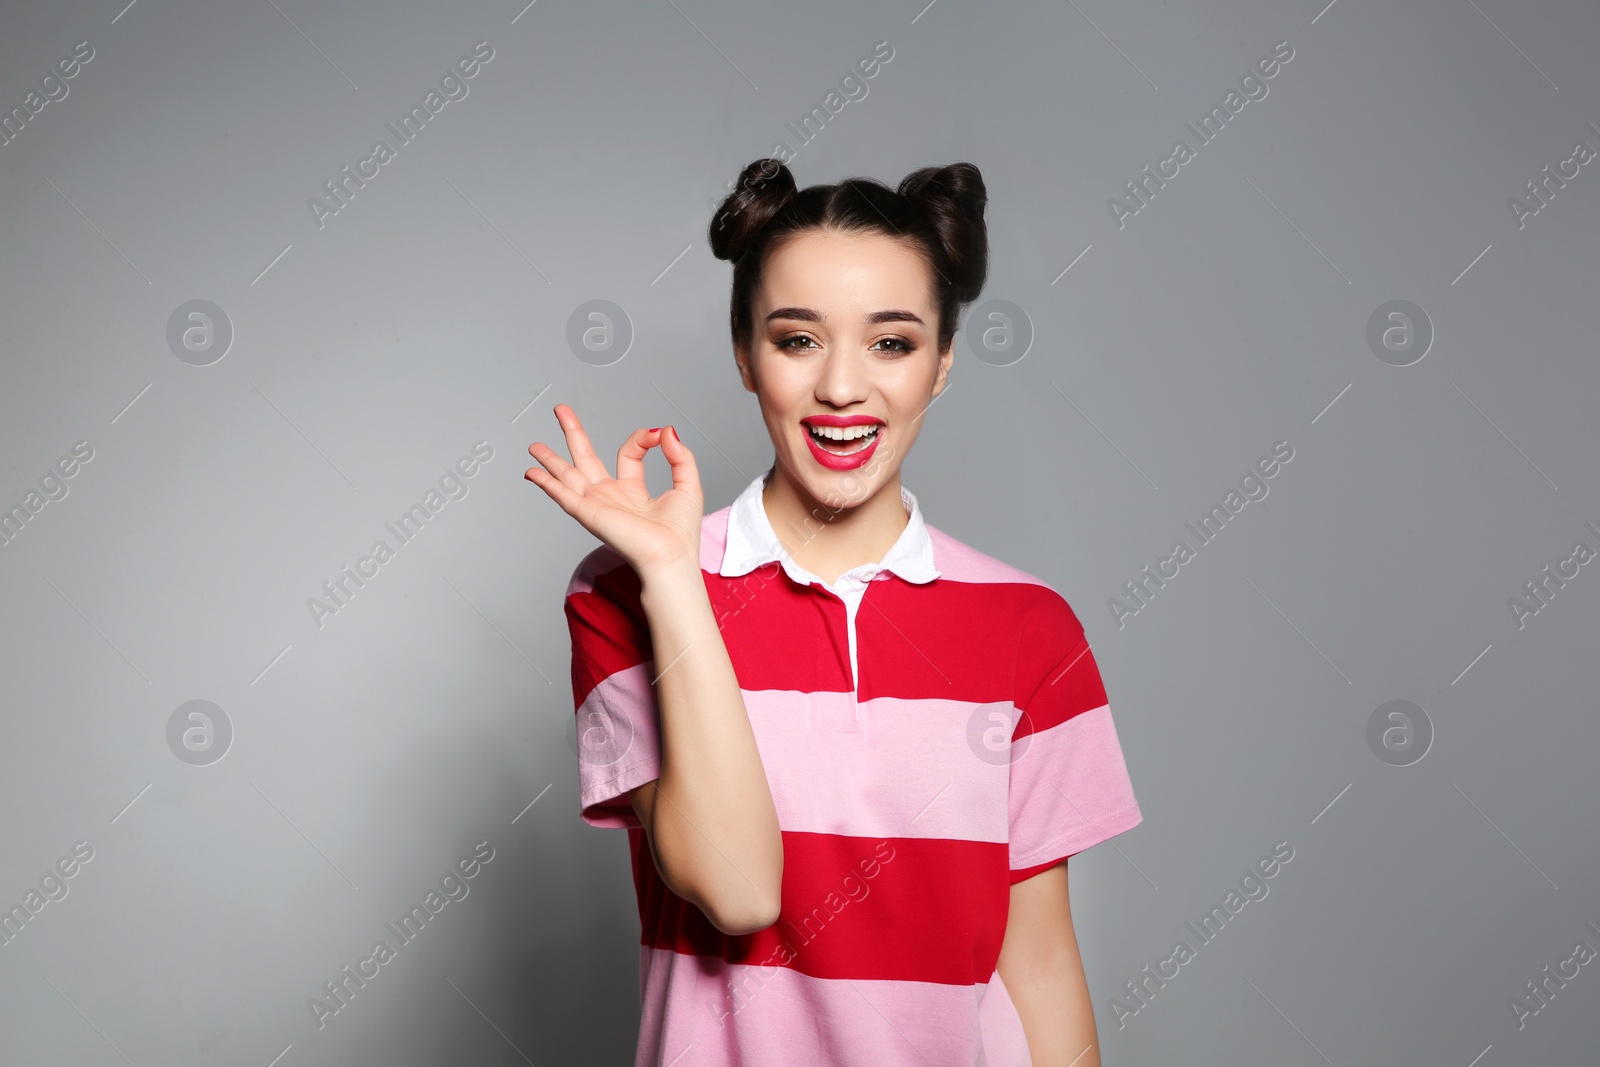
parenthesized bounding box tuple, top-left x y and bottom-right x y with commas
(736, 228, 952, 509)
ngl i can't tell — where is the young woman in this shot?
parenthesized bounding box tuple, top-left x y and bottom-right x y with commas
(525, 159, 1141, 1066)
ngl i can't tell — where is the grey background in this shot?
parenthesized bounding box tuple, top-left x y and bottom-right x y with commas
(1, 0, 1597, 1064)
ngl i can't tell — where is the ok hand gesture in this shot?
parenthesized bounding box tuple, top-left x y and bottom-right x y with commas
(525, 404, 704, 576)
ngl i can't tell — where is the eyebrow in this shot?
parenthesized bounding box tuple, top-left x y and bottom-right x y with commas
(765, 307, 926, 327)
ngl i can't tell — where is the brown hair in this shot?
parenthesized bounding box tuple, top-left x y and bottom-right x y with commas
(707, 159, 988, 357)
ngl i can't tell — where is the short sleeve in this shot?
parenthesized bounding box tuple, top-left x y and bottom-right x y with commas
(564, 546, 663, 829)
(1006, 593, 1142, 883)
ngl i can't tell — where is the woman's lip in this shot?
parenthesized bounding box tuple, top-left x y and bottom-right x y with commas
(802, 414, 883, 427)
(803, 424, 882, 471)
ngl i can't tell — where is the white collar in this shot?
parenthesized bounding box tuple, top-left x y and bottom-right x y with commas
(718, 471, 941, 587)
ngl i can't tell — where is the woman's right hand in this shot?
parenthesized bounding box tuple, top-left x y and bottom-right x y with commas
(525, 403, 705, 576)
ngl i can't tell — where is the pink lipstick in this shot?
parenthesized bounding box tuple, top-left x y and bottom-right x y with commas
(801, 414, 883, 471)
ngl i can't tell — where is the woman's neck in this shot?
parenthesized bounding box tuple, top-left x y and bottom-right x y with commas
(760, 463, 910, 587)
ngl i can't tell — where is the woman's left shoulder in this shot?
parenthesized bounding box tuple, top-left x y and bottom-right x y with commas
(923, 523, 1081, 620)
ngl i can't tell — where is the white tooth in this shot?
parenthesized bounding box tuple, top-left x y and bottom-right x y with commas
(809, 423, 880, 442)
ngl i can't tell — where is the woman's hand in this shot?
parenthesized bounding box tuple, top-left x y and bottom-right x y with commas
(525, 403, 705, 576)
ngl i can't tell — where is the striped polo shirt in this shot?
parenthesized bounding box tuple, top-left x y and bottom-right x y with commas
(564, 472, 1142, 1067)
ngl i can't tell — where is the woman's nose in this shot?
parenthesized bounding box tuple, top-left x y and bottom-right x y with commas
(814, 346, 869, 406)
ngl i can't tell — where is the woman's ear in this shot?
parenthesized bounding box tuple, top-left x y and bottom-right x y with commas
(735, 343, 757, 393)
(930, 340, 954, 398)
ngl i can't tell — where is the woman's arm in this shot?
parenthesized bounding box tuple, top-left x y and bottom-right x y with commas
(626, 558, 784, 935)
(529, 406, 782, 936)
(995, 862, 1101, 1067)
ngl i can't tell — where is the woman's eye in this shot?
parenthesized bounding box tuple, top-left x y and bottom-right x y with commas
(775, 335, 913, 354)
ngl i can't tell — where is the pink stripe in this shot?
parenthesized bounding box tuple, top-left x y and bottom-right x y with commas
(577, 687, 1142, 851)
(700, 505, 731, 573)
(924, 525, 1052, 586)
(575, 662, 660, 828)
(744, 691, 1010, 842)
(978, 966, 1035, 1066)
(568, 505, 729, 598)
(636, 945, 1030, 1067)
(1007, 703, 1142, 867)
(566, 543, 629, 598)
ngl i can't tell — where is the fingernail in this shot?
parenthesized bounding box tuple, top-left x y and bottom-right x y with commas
(647, 426, 662, 433)
(667, 426, 677, 440)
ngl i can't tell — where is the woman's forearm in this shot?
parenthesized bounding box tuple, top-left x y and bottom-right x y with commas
(634, 558, 784, 935)
(1007, 961, 1101, 1067)
(998, 864, 1102, 1066)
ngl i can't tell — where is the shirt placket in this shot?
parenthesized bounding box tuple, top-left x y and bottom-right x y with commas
(837, 565, 884, 732)
(787, 561, 880, 734)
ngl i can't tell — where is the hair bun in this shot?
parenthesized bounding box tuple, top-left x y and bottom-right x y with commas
(897, 163, 988, 303)
(898, 162, 986, 217)
(708, 158, 798, 263)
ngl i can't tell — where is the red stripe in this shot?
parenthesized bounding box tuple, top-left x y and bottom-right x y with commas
(570, 557, 1103, 726)
(856, 580, 1017, 702)
(709, 572, 1092, 703)
(855, 579, 1093, 710)
(706, 570, 853, 692)
(628, 828, 1010, 986)
(1009, 854, 1072, 884)
(568, 563, 860, 702)
(1014, 633, 1109, 740)
(565, 561, 651, 709)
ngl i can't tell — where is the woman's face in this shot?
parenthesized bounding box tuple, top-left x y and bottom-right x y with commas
(737, 227, 951, 510)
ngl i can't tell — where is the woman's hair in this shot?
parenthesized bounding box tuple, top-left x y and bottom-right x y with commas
(707, 159, 988, 357)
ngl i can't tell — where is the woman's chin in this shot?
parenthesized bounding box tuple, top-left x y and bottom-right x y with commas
(800, 466, 884, 511)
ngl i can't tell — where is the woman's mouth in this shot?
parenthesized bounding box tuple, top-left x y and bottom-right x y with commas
(802, 417, 883, 471)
